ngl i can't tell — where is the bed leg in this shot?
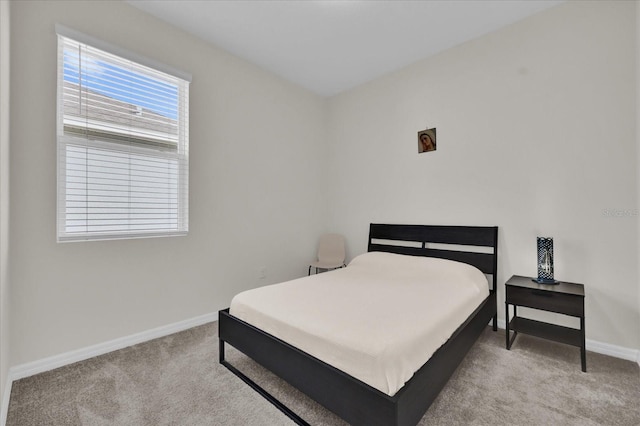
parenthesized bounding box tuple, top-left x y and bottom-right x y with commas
(491, 286, 498, 331)
(219, 339, 225, 363)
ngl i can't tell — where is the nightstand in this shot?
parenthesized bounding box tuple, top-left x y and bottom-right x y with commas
(505, 275, 586, 372)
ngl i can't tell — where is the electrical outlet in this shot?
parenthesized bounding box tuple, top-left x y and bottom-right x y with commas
(259, 267, 267, 279)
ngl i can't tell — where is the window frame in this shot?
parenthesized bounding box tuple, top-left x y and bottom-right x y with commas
(56, 25, 191, 242)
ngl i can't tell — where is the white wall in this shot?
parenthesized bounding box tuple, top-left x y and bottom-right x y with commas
(327, 0, 640, 349)
(7, 0, 640, 371)
(9, 0, 327, 365)
(637, 0, 640, 354)
(0, 0, 10, 411)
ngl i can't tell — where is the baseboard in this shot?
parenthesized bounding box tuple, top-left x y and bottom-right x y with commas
(495, 319, 640, 365)
(585, 338, 640, 364)
(5, 315, 637, 380)
(8, 311, 218, 383)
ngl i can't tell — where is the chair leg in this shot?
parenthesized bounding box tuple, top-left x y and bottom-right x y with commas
(308, 266, 311, 276)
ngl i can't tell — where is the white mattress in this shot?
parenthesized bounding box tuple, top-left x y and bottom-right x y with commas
(229, 251, 489, 396)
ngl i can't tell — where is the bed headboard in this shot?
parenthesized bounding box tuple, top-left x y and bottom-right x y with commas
(368, 223, 498, 289)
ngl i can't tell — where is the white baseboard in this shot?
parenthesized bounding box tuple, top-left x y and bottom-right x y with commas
(8, 311, 218, 383)
(495, 319, 640, 365)
(586, 338, 640, 364)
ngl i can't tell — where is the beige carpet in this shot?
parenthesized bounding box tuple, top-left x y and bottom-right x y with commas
(7, 322, 640, 425)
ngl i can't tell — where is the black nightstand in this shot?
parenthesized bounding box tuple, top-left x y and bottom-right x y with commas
(505, 275, 586, 372)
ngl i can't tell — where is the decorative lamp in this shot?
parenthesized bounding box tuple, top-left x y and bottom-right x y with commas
(535, 237, 558, 284)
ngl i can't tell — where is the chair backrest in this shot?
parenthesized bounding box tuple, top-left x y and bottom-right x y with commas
(317, 233, 346, 264)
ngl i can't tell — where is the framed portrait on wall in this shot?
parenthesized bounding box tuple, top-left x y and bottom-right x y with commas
(418, 128, 436, 153)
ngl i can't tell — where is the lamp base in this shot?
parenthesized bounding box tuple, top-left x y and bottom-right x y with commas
(532, 278, 560, 285)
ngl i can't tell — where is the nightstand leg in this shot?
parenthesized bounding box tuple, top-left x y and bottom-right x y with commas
(580, 316, 587, 372)
(506, 304, 518, 350)
(505, 302, 510, 349)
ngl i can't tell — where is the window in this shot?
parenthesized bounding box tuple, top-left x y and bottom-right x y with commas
(56, 26, 190, 242)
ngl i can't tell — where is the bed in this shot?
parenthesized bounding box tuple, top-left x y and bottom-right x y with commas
(219, 224, 498, 426)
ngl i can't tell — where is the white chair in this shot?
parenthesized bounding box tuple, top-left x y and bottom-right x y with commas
(308, 233, 347, 275)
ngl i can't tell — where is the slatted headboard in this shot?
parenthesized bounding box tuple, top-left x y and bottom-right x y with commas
(367, 223, 499, 290)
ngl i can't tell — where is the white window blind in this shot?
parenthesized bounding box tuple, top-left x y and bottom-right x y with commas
(56, 31, 190, 242)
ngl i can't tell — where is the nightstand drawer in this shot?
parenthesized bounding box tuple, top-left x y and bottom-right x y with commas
(506, 285, 584, 317)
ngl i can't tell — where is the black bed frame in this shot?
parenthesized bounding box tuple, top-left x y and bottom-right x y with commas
(219, 224, 498, 426)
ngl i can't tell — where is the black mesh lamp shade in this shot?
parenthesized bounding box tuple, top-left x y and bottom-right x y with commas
(536, 237, 558, 284)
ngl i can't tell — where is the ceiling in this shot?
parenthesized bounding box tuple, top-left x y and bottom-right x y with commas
(127, 0, 564, 97)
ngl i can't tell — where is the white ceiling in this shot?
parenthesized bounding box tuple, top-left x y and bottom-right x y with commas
(127, 0, 564, 97)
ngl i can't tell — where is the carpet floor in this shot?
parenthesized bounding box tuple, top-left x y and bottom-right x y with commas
(6, 322, 640, 425)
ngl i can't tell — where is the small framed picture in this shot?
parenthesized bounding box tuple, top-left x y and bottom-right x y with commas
(418, 128, 436, 153)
